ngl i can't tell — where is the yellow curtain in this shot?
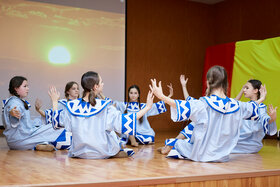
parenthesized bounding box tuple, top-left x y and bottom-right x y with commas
(231, 37, 280, 129)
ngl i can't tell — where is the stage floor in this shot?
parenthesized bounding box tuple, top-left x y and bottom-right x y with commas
(0, 131, 280, 186)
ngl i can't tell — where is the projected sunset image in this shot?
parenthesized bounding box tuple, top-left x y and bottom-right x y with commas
(0, 0, 125, 123)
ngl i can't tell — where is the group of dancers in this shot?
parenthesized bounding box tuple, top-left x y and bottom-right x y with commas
(1, 65, 277, 162)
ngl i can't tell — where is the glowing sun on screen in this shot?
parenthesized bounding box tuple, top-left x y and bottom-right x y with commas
(48, 46, 71, 65)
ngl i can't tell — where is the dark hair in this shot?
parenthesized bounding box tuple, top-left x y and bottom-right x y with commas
(248, 79, 262, 99)
(65, 81, 79, 100)
(81, 71, 99, 106)
(206, 65, 228, 96)
(8, 76, 29, 110)
(125, 85, 143, 123)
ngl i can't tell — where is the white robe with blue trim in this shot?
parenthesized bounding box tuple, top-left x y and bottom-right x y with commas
(2, 96, 65, 150)
(169, 95, 259, 162)
(52, 98, 137, 159)
(232, 103, 277, 153)
(114, 101, 166, 144)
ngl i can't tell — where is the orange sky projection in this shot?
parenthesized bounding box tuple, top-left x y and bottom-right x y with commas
(0, 0, 125, 122)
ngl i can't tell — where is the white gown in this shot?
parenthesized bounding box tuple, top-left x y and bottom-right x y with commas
(51, 98, 137, 159)
(114, 101, 166, 144)
(165, 95, 259, 162)
(2, 96, 67, 150)
(232, 103, 277, 153)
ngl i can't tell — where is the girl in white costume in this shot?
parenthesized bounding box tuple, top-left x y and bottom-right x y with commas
(114, 84, 172, 146)
(158, 75, 194, 154)
(35, 81, 79, 149)
(231, 79, 277, 153)
(48, 71, 154, 159)
(36, 81, 79, 124)
(2, 76, 69, 151)
(150, 66, 266, 162)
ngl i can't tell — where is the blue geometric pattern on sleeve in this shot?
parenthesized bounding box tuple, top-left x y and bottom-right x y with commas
(165, 138, 178, 147)
(135, 133, 154, 144)
(121, 113, 136, 136)
(186, 96, 194, 102)
(246, 101, 259, 121)
(51, 129, 72, 150)
(66, 98, 112, 117)
(180, 123, 194, 143)
(156, 101, 167, 114)
(120, 148, 135, 157)
(166, 147, 187, 159)
(259, 103, 266, 108)
(263, 118, 269, 134)
(45, 109, 53, 125)
(125, 102, 143, 112)
(58, 99, 68, 107)
(175, 100, 191, 122)
(203, 95, 240, 114)
(52, 109, 64, 129)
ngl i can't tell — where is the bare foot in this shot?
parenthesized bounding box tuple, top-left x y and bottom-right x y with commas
(129, 135, 139, 147)
(113, 151, 128, 158)
(157, 147, 164, 153)
(160, 146, 172, 155)
(131, 141, 139, 147)
(35, 143, 55, 152)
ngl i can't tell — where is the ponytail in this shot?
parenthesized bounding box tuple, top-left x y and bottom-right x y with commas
(206, 66, 228, 96)
(81, 71, 100, 107)
(88, 89, 96, 106)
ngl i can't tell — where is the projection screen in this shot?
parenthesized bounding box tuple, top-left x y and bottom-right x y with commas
(0, 0, 125, 126)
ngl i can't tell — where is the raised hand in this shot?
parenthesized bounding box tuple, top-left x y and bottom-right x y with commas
(180, 75, 188, 87)
(146, 90, 154, 109)
(150, 79, 165, 100)
(35, 99, 42, 111)
(268, 104, 277, 123)
(259, 84, 267, 102)
(167, 83, 173, 98)
(48, 86, 60, 102)
(10, 107, 21, 119)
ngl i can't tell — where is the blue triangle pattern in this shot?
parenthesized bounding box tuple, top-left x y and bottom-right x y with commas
(213, 101, 219, 107)
(69, 102, 74, 109)
(81, 101, 86, 108)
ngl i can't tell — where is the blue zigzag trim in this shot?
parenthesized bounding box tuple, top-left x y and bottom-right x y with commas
(180, 123, 194, 143)
(45, 109, 53, 124)
(52, 109, 63, 129)
(165, 139, 178, 146)
(121, 113, 136, 136)
(135, 133, 154, 144)
(202, 95, 240, 114)
(156, 101, 167, 114)
(66, 98, 111, 117)
(175, 100, 191, 122)
(246, 101, 259, 121)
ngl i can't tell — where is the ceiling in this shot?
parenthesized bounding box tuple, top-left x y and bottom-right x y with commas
(189, 0, 225, 4)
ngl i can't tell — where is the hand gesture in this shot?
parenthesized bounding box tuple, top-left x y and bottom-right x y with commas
(150, 79, 165, 100)
(259, 84, 267, 101)
(268, 104, 277, 122)
(35, 99, 42, 111)
(167, 83, 173, 98)
(180, 75, 188, 87)
(9, 107, 21, 119)
(146, 90, 154, 109)
(48, 86, 60, 102)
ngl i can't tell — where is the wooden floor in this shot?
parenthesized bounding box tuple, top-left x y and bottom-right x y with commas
(0, 131, 280, 187)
